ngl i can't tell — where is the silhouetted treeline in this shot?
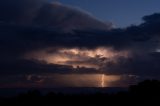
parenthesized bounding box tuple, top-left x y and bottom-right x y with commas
(1, 80, 160, 106)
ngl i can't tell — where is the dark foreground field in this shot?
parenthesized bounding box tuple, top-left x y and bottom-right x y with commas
(0, 80, 160, 106)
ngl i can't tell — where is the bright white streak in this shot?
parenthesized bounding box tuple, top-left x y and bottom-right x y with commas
(101, 74, 105, 87)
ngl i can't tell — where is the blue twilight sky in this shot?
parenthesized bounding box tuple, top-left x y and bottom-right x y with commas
(51, 0, 160, 28)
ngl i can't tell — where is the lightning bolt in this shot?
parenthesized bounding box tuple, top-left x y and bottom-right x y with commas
(101, 74, 105, 87)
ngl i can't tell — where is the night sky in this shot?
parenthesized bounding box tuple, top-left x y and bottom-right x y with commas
(54, 0, 160, 27)
(0, 0, 160, 88)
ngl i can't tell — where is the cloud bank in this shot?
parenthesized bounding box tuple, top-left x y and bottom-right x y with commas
(0, 0, 160, 87)
(0, 0, 111, 32)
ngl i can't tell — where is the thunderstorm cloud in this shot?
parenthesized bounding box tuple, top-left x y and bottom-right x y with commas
(0, 0, 160, 87)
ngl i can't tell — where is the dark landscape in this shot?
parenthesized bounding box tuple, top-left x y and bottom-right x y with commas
(0, 80, 160, 106)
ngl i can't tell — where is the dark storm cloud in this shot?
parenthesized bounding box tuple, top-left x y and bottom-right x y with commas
(0, 0, 111, 32)
(0, 0, 44, 23)
(103, 52, 160, 76)
(0, 58, 100, 75)
(1, 12, 159, 53)
(99, 13, 160, 77)
(0, 0, 160, 77)
(0, 59, 71, 75)
(1, 0, 159, 51)
(33, 2, 112, 32)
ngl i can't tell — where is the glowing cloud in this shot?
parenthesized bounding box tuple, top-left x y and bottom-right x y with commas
(25, 47, 130, 71)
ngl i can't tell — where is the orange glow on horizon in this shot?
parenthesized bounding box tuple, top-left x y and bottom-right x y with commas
(46, 74, 122, 87)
